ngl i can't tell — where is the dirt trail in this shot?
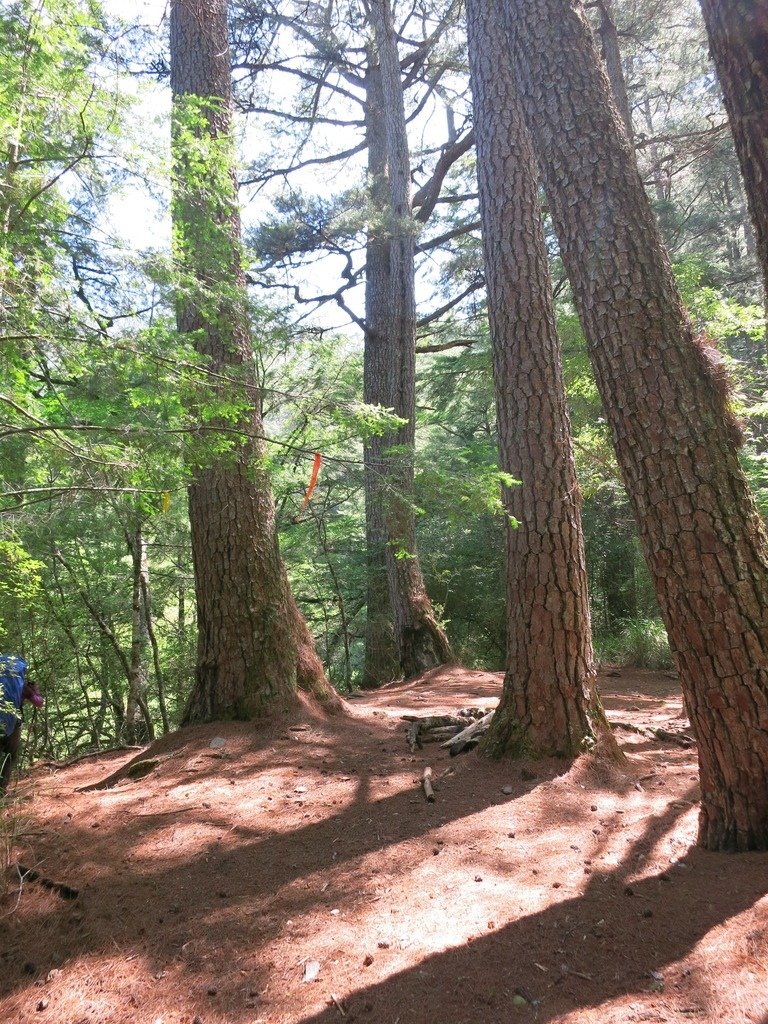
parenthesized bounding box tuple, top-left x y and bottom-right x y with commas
(1, 667, 767, 1024)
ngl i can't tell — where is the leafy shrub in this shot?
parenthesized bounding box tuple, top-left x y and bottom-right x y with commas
(596, 616, 673, 670)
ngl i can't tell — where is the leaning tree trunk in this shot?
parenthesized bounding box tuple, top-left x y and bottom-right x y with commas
(698, 0, 768, 308)
(466, 0, 615, 759)
(363, 0, 453, 679)
(170, 0, 340, 721)
(503, 0, 768, 850)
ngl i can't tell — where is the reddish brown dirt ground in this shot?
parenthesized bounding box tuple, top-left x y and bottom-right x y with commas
(1, 666, 767, 1024)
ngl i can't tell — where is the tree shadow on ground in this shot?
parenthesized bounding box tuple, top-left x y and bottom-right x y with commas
(1, 709, 765, 1023)
(295, 801, 768, 1024)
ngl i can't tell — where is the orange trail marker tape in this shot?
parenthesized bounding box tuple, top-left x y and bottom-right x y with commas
(299, 452, 322, 511)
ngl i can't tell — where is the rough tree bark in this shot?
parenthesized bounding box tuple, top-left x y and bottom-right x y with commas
(466, 0, 614, 759)
(362, 54, 400, 688)
(503, 0, 768, 849)
(363, 0, 453, 679)
(170, 0, 341, 721)
(595, 0, 634, 143)
(698, 0, 768, 306)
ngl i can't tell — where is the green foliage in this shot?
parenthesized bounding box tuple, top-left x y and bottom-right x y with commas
(595, 616, 673, 671)
(414, 344, 508, 668)
(0, 537, 43, 603)
(0, 535, 43, 646)
(675, 255, 766, 342)
(252, 189, 368, 264)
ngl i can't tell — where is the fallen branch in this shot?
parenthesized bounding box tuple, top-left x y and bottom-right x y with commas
(421, 726, 464, 743)
(422, 767, 435, 803)
(38, 745, 146, 770)
(608, 720, 695, 748)
(441, 711, 494, 756)
(404, 710, 491, 752)
(76, 750, 181, 792)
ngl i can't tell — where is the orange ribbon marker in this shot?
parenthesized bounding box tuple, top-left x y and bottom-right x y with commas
(299, 452, 322, 512)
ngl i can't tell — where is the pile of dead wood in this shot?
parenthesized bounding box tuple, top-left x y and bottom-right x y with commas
(403, 708, 495, 756)
(403, 709, 696, 756)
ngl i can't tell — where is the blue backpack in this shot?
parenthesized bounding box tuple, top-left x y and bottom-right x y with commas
(0, 655, 27, 738)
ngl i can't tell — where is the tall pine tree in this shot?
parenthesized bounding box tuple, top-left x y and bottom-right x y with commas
(170, 0, 340, 721)
(502, 0, 768, 849)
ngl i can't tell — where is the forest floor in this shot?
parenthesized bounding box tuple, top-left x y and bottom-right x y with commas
(1, 666, 767, 1024)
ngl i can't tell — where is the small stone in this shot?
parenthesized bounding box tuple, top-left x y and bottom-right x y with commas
(303, 961, 321, 983)
(624, 885, 635, 896)
(45, 970, 60, 984)
(502, 785, 514, 795)
(207, 986, 218, 996)
(363, 955, 374, 967)
(512, 994, 528, 1007)
(552, 881, 562, 889)
(209, 737, 226, 749)
(36, 998, 49, 1012)
(643, 908, 653, 918)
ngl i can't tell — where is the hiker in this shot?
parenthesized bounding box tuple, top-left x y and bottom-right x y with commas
(0, 655, 44, 794)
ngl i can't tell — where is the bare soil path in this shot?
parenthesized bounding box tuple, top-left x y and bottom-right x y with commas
(1, 667, 767, 1024)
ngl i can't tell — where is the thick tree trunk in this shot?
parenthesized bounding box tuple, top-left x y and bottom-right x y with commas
(466, 0, 614, 759)
(363, 2, 453, 679)
(503, 0, 768, 849)
(698, 0, 768, 305)
(170, 0, 340, 721)
(362, 55, 400, 688)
